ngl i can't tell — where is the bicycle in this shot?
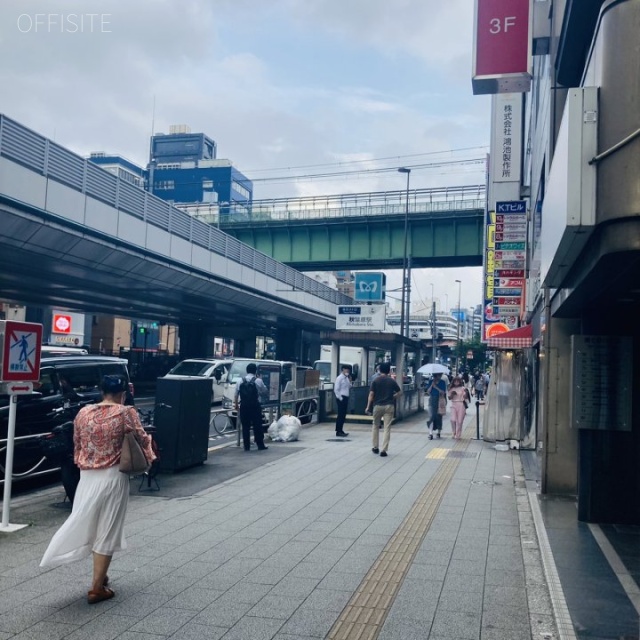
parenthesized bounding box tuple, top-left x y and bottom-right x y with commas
(210, 409, 236, 436)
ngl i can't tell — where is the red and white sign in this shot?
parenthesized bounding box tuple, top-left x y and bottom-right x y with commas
(1, 321, 43, 382)
(472, 0, 531, 94)
(52, 314, 72, 334)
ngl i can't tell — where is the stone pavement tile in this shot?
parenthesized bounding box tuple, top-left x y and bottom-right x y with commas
(478, 629, 519, 640)
(437, 588, 483, 614)
(484, 568, 526, 588)
(7, 620, 77, 640)
(386, 589, 438, 623)
(247, 595, 305, 619)
(405, 562, 448, 582)
(169, 559, 225, 580)
(287, 562, 332, 580)
(106, 591, 171, 620)
(167, 620, 227, 640)
(377, 617, 436, 640)
(0, 604, 58, 634)
(292, 529, 328, 544)
(528, 612, 557, 640)
(269, 576, 320, 598)
(164, 586, 225, 611)
(354, 532, 391, 547)
(429, 609, 481, 639)
(63, 613, 138, 640)
(130, 607, 197, 635)
(45, 597, 117, 625)
(481, 604, 532, 637)
(104, 632, 165, 640)
(442, 573, 484, 593)
(490, 524, 520, 538)
(412, 548, 453, 566)
(0, 632, 10, 640)
(0, 588, 43, 614)
(278, 608, 338, 638)
(331, 518, 373, 539)
(139, 573, 202, 597)
(525, 582, 553, 615)
(222, 581, 273, 605)
(447, 559, 487, 576)
(325, 555, 374, 575)
(191, 599, 253, 627)
(318, 570, 366, 592)
(221, 616, 285, 640)
(452, 546, 488, 562)
(483, 585, 528, 609)
(298, 588, 352, 611)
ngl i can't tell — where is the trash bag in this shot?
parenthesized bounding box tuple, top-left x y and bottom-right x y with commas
(270, 415, 301, 442)
(267, 420, 279, 441)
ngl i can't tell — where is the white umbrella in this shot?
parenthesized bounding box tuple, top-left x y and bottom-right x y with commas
(416, 363, 450, 375)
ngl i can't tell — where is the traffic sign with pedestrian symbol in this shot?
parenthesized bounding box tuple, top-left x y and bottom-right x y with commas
(0, 321, 43, 382)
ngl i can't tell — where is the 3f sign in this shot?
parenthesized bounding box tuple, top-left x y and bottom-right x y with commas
(490, 16, 516, 33)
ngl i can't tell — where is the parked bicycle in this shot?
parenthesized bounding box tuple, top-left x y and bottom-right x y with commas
(210, 409, 236, 436)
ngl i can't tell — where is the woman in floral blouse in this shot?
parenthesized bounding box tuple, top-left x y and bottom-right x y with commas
(41, 375, 155, 604)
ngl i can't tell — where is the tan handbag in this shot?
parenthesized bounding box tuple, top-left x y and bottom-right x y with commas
(119, 431, 149, 474)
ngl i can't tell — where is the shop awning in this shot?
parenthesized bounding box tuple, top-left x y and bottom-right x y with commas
(487, 324, 533, 349)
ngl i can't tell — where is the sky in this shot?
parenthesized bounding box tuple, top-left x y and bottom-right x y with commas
(0, 0, 490, 312)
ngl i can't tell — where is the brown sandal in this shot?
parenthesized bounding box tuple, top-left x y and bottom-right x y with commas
(87, 586, 115, 604)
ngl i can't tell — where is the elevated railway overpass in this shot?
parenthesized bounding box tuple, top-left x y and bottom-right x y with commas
(183, 186, 486, 270)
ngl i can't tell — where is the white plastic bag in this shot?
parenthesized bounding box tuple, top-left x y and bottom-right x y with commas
(267, 420, 279, 441)
(270, 415, 301, 442)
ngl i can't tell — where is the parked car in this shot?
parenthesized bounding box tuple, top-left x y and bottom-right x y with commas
(0, 355, 133, 481)
(163, 359, 232, 404)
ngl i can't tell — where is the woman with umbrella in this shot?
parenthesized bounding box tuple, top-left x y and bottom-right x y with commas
(421, 365, 448, 439)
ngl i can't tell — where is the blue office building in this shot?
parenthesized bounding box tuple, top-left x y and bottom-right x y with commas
(148, 125, 253, 211)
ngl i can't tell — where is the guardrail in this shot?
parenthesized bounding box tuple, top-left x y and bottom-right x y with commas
(0, 432, 61, 485)
(0, 114, 352, 307)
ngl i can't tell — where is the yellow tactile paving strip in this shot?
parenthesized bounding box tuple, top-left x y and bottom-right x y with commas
(327, 426, 474, 640)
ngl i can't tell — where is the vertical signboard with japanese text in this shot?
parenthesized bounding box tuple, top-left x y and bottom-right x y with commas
(482, 201, 527, 341)
(490, 94, 523, 184)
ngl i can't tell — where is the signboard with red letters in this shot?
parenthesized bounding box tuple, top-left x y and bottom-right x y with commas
(472, 0, 532, 94)
(0, 321, 43, 382)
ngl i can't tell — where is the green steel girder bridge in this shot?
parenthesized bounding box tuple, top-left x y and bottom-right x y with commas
(201, 185, 486, 271)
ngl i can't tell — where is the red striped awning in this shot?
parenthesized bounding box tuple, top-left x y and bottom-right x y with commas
(487, 324, 532, 349)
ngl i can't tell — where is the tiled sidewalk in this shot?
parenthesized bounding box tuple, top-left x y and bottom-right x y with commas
(0, 411, 558, 640)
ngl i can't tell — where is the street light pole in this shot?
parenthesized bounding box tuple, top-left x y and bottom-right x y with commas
(455, 279, 462, 374)
(398, 167, 411, 339)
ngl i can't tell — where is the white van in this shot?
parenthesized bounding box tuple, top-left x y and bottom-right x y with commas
(163, 359, 232, 404)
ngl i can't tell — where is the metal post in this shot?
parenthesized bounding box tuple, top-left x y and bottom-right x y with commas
(398, 168, 411, 341)
(475, 400, 481, 440)
(1, 395, 27, 531)
(431, 301, 437, 365)
(455, 279, 462, 374)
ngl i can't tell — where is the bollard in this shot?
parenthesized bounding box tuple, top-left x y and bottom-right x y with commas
(475, 400, 480, 440)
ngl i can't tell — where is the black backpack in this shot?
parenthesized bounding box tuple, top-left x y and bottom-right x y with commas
(238, 377, 260, 408)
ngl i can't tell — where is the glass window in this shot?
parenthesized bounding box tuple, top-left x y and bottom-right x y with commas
(167, 360, 213, 376)
(56, 366, 100, 394)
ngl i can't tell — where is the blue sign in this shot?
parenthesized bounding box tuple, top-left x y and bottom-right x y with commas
(354, 273, 385, 302)
(496, 200, 527, 214)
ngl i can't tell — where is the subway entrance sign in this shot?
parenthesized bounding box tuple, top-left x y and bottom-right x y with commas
(354, 273, 386, 302)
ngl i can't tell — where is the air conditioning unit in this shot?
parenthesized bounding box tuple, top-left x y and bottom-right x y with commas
(540, 87, 597, 287)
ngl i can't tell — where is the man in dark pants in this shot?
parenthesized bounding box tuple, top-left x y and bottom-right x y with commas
(234, 363, 269, 451)
(333, 365, 351, 437)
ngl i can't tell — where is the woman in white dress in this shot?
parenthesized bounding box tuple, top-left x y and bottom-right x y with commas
(40, 375, 155, 604)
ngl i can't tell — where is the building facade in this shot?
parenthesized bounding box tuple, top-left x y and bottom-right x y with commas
(483, 0, 640, 524)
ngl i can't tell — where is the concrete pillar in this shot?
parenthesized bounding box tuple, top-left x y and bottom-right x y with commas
(177, 322, 215, 359)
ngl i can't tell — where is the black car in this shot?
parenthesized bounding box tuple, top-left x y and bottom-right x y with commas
(0, 355, 133, 482)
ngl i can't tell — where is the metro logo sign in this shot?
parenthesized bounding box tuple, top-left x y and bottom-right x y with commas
(53, 314, 72, 334)
(472, 0, 532, 95)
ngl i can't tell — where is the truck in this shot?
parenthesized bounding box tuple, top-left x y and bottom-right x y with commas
(313, 345, 376, 388)
(222, 358, 320, 424)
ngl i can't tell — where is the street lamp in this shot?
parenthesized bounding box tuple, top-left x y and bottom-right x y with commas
(430, 283, 437, 365)
(398, 167, 411, 339)
(455, 279, 462, 373)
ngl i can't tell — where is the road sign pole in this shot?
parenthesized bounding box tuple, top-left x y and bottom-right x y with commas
(1, 394, 28, 532)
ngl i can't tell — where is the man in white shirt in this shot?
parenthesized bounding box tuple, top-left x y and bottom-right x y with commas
(333, 365, 351, 437)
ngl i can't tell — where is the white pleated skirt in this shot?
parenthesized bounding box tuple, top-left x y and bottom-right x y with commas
(40, 466, 130, 568)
